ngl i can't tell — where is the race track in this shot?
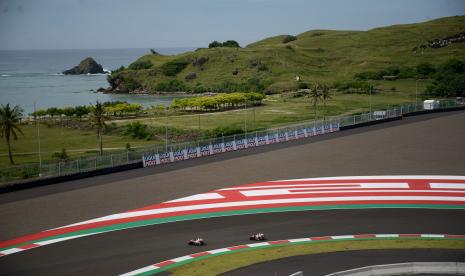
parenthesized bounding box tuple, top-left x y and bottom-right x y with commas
(1, 111, 465, 275)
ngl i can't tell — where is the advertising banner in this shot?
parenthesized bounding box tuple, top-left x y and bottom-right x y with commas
(224, 141, 235, 152)
(158, 152, 172, 164)
(257, 135, 267, 146)
(287, 130, 296, 140)
(235, 138, 246, 150)
(278, 132, 287, 142)
(142, 154, 158, 167)
(296, 128, 306, 139)
(199, 145, 211, 156)
(212, 143, 223, 154)
(187, 147, 199, 159)
(173, 149, 185, 161)
(323, 123, 331, 133)
(315, 124, 323, 135)
(267, 133, 278, 144)
(247, 137, 257, 147)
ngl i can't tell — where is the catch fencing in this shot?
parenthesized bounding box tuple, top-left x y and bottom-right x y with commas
(0, 100, 461, 184)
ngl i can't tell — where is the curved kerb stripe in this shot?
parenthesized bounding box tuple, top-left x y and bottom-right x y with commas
(119, 233, 465, 276)
(1, 176, 464, 257)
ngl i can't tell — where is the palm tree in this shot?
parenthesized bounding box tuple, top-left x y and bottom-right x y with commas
(320, 84, 332, 119)
(309, 83, 322, 120)
(90, 101, 107, 155)
(0, 104, 24, 165)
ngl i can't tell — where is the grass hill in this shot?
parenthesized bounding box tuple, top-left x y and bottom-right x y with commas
(108, 15, 465, 94)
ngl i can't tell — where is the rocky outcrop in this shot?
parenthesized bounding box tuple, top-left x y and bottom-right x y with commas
(63, 57, 104, 75)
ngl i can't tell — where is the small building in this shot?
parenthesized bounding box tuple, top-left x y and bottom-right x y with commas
(423, 100, 440, 110)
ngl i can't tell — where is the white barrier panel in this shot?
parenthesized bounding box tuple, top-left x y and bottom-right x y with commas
(142, 122, 341, 168)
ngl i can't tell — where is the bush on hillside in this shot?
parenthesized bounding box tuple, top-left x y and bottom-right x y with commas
(222, 40, 240, 48)
(208, 41, 222, 48)
(161, 60, 189, 76)
(282, 35, 297, 43)
(129, 60, 153, 70)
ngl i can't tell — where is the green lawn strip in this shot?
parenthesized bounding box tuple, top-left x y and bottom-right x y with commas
(3, 203, 464, 251)
(168, 239, 465, 276)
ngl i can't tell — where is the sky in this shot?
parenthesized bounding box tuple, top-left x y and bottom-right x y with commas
(0, 0, 464, 50)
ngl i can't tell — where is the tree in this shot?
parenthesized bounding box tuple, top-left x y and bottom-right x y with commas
(309, 83, 322, 120)
(208, 41, 222, 48)
(90, 101, 108, 155)
(320, 84, 332, 119)
(222, 40, 240, 48)
(0, 104, 24, 164)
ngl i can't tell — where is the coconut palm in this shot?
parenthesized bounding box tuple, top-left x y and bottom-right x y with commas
(309, 83, 322, 120)
(90, 101, 108, 155)
(320, 84, 332, 119)
(0, 104, 24, 164)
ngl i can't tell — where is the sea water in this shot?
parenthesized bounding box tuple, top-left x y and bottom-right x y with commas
(0, 48, 194, 114)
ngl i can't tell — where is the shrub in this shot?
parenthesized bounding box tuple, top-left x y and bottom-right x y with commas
(123, 122, 150, 139)
(282, 35, 297, 43)
(52, 148, 70, 161)
(416, 62, 436, 77)
(204, 126, 244, 138)
(298, 82, 309, 89)
(222, 40, 240, 48)
(161, 60, 189, 76)
(129, 60, 153, 70)
(208, 41, 222, 48)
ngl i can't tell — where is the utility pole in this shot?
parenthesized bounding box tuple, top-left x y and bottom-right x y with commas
(165, 108, 168, 151)
(415, 79, 419, 108)
(244, 101, 248, 134)
(34, 102, 42, 176)
(253, 107, 256, 130)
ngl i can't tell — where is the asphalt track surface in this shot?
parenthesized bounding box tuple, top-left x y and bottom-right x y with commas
(1, 111, 465, 275)
(223, 249, 465, 276)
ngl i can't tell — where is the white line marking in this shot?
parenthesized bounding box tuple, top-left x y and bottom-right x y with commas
(421, 234, 445, 238)
(331, 235, 355, 239)
(171, 255, 193, 262)
(375, 234, 399, 238)
(241, 189, 465, 197)
(167, 193, 224, 203)
(273, 176, 465, 181)
(289, 238, 311, 242)
(57, 196, 465, 227)
(247, 242, 270, 247)
(207, 248, 230, 254)
(430, 183, 465, 189)
(223, 183, 409, 191)
(35, 233, 93, 246)
(120, 265, 157, 276)
(0, 248, 23, 255)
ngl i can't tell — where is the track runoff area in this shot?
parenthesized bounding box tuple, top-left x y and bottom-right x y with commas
(1, 175, 464, 274)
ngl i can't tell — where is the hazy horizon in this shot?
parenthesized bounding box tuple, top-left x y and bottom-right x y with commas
(0, 0, 464, 51)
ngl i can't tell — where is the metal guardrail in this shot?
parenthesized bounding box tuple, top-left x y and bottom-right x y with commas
(0, 100, 461, 184)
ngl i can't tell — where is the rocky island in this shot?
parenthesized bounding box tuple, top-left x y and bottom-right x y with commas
(63, 57, 105, 75)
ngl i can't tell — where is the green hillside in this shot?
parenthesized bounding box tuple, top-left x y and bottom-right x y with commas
(107, 15, 465, 94)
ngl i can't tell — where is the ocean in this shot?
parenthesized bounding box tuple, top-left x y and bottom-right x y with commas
(0, 48, 195, 114)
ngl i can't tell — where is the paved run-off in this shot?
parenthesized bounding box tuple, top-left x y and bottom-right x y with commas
(1, 176, 464, 257)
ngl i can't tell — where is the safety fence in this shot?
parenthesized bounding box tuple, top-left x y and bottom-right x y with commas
(0, 100, 462, 184)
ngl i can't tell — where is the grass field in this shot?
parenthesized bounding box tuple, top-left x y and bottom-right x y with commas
(0, 79, 430, 167)
(168, 239, 465, 276)
(111, 15, 465, 93)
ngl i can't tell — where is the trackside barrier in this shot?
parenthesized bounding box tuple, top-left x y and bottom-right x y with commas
(142, 120, 340, 167)
(1, 101, 464, 185)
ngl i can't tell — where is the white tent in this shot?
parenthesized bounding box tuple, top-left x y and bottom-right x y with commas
(423, 100, 439, 110)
